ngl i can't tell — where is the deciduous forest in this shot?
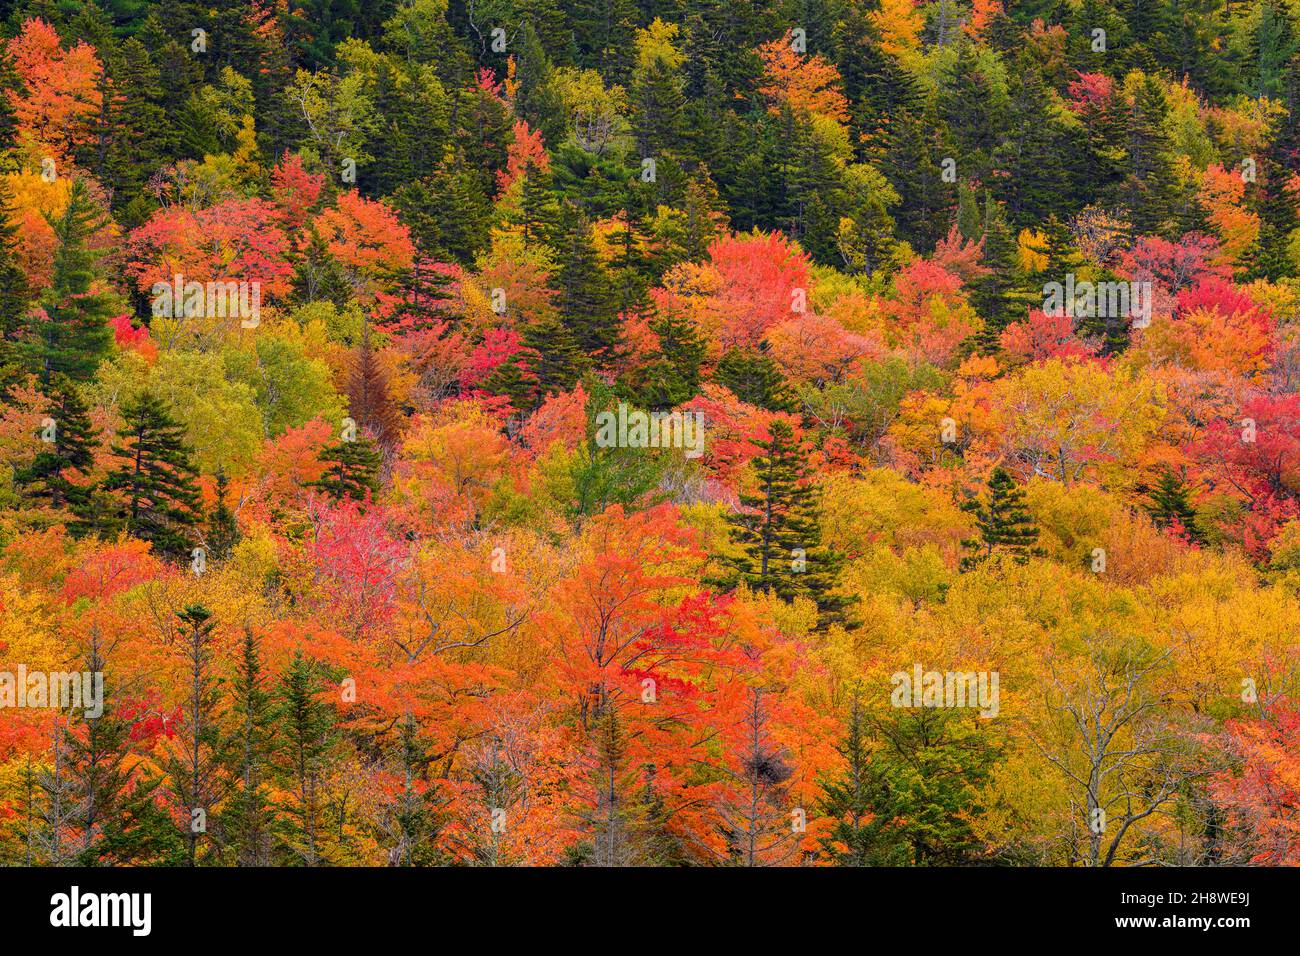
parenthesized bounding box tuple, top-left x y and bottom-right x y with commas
(0, 0, 1296, 868)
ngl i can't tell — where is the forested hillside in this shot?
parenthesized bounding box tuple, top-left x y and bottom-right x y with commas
(0, 0, 1297, 867)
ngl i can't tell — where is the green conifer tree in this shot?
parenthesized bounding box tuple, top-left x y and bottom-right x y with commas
(23, 180, 116, 386)
(103, 391, 203, 559)
(960, 467, 1043, 569)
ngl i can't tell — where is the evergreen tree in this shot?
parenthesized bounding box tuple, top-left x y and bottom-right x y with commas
(816, 692, 892, 866)
(388, 714, 451, 866)
(311, 435, 383, 502)
(1108, 74, 1179, 237)
(206, 467, 239, 561)
(855, 707, 1000, 865)
(220, 624, 276, 866)
(14, 375, 98, 521)
(101, 37, 174, 225)
(960, 467, 1043, 569)
(569, 0, 638, 84)
(714, 346, 797, 412)
(272, 651, 338, 866)
(46, 626, 179, 865)
(518, 160, 563, 247)
(633, 305, 706, 409)
(103, 391, 203, 559)
(292, 225, 354, 309)
(1144, 468, 1204, 544)
(725, 420, 853, 628)
(0, 179, 30, 392)
(513, 24, 568, 147)
(631, 36, 689, 160)
(390, 155, 492, 265)
(23, 180, 117, 386)
(163, 605, 227, 866)
(553, 201, 619, 359)
(966, 195, 1030, 354)
(883, 102, 952, 251)
(521, 311, 589, 399)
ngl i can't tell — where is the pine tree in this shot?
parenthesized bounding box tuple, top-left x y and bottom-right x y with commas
(725, 420, 853, 628)
(522, 311, 589, 400)
(163, 605, 227, 866)
(23, 180, 116, 386)
(14, 375, 98, 520)
(715, 347, 797, 412)
(49, 625, 178, 865)
(1144, 468, 1204, 544)
(206, 467, 239, 562)
(937, 40, 1007, 185)
(272, 651, 337, 866)
(103, 391, 203, 559)
(553, 201, 619, 359)
(220, 625, 276, 866)
(960, 467, 1043, 569)
(634, 306, 706, 409)
(310, 435, 382, 502)
(817, 693, 896, 865)
(0, 178, 30, 392)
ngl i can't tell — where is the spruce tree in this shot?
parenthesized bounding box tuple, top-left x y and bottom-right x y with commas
(522, 311, 589, 399)
(220, 625, 276, 866)
(1144, 468, 1204, 544)
(49, 626, 178, 865)
(725, 420, 853, 628)
(1108, 74, 1179, 237)
(967, 196, 1031, 355)
(960, 467, 1043, 569)
(634, 306, 706, 409)
(272, 651, 337, 866)
(715, 347, 797, 412)
(206, 467, 239, 561)
(14, 375, 98, 521)
(163, 605, 227, 866)
(0, 178, 30, 392)
(310, 435, 382, 502)
(388, 714, 451, 866)
(553, 201, 619, 359)
(103, 391, 203, 559)
(102, 37, 173, 224)
(816, 693, 896, 866)
(23, 180, 116, 386)
(518, 161, 563, 247)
